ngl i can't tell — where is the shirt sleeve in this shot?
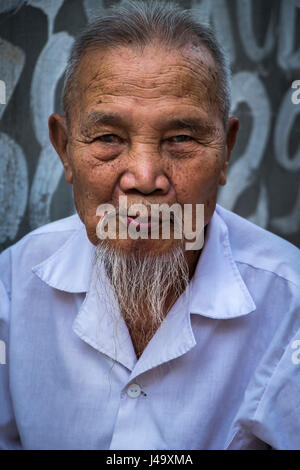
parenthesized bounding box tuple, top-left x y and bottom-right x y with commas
(226, 301, 300, 450)
(248, 324, 300, 450)
(0, 251, 22, 449)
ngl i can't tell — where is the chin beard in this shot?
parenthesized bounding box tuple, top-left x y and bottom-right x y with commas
(94, 240, 190, 357)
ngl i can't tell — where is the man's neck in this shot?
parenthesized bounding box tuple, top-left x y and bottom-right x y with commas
(123, 251, 202, 359)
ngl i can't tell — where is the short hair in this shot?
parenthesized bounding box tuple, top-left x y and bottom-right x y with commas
(62, 0, 231, 127)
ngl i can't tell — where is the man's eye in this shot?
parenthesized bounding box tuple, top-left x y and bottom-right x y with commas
(97, 134, 122, 144)
(167, 135, 193, 143)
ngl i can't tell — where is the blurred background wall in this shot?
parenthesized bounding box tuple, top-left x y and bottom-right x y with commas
(0, 0, 299, 253)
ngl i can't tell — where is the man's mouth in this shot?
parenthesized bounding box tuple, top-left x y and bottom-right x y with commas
(126, 215, 161, 229)
(116, 207, 175, 231)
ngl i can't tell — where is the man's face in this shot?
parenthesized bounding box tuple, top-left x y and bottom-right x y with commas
(50, 43, 238, 254)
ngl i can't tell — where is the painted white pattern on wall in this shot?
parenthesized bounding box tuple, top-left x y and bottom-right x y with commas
(237, 0, 275, 62)
(278, 0, 300, 70)
(191, 0, 236, 64)
(0, 1, 25, 14)
(0, 133, 28, 243)
(29, 30, 74, 228)
(275, 86, 300, 172)
(0, 38, 25, 120)
(84, 0, 105, 22)
(28, 0, 64, 36)
(0, 38, 27, 243)
(218, 72, 271, 224)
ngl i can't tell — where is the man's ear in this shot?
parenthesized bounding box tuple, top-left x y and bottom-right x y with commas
(219, 116, 239, 186)
(49, 113, 73, 184)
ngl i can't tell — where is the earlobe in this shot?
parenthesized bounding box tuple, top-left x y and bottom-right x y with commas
(219, 117, 240, 187)
(219, 161, 229, 186)
(226, 117, 240, 156)
(48, 113, 73, 184)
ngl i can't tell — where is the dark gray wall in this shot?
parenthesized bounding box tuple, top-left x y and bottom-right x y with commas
(0, 0, 299, 252)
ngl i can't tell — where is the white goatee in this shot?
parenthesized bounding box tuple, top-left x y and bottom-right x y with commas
(95, 241, 190, 357)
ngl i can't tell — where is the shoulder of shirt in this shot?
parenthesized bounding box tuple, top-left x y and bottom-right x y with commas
(0, 214, 82, 291)
(3, 213, 82, 253)
(216, 204, 300, 289)
(22, 213, 82, 236)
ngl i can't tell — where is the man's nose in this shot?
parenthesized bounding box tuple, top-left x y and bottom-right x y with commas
(119, 148, 171, 196)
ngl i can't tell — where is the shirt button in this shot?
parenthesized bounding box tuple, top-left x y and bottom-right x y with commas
(126, 383, 142, 398)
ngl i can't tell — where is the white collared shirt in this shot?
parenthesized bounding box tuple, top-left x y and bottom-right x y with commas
(0, 205, 299, 450)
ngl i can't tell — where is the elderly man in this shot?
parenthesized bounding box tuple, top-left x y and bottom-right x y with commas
(0, 1, 299, 450)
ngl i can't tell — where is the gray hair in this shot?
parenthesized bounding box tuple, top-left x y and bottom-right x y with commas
(62, 0, 231, 127)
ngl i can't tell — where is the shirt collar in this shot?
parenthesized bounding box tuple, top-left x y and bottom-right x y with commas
(32, 207, 256, 371)
(32, 206, 256, 319)
(32, 220, 95, 293)
(189, 205, 256, 319)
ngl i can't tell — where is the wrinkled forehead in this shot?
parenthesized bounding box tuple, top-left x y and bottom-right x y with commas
(75, 43, 221, 113)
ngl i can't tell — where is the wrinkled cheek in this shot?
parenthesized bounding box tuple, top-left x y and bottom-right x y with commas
(71, 173, 104, 242)
(72, 182, 92, 226)
(203, 194, 218, 226)
(180, 166, 222, 227)
(201, 178, 222, 225)
(182, 196, 217, 236)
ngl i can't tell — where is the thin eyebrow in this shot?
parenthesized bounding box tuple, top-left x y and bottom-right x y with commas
(163, 118, 216, 135)
(80, 111, 125, 135)
(80, 112, 216, 136)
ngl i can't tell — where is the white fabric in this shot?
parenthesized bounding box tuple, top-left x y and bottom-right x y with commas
(0, 205, 299, 449)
